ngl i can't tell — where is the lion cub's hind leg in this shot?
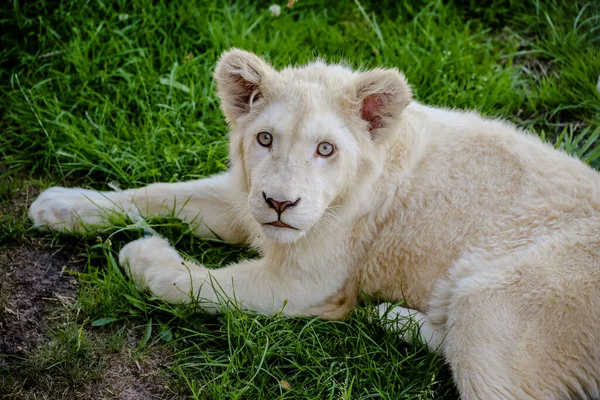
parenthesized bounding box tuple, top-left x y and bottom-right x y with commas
(377, 303, 444, 351)
(438, 242, 600, 400)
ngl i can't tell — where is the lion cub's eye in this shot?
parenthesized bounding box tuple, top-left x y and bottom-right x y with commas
(257, 132, 273, 147)
(317, 142, 335, 157)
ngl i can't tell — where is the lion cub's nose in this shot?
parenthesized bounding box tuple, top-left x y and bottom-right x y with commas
(263, 192, 300, 216)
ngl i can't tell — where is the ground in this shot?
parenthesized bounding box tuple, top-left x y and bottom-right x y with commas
(1, 0, 599, 399)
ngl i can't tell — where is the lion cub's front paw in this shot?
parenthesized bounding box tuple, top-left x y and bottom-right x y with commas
(119, 237, 209, 303)
(119, 236, 186, 292)
(29, 187, 117, 232)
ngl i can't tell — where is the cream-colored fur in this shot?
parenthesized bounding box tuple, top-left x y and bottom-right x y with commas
(29, 50, 600, 399)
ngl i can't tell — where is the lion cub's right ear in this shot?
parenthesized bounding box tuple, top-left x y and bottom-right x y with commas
(214, 49, 276, 125)
(351, 68, 412, 142)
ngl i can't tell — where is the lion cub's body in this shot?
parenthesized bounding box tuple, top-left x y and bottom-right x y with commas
(358, 103, 600, 312)
(356, 103, 600, 398)
(29, 51, 600, 399)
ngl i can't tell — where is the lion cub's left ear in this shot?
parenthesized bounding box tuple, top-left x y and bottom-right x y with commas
(351, 68, 412, 140)
(214, 49, 276, 126)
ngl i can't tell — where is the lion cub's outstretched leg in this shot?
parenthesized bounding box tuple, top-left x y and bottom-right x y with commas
(28, 171, 247, 243)
(118, 236, 336, 317)
(377, 303, 444, 351)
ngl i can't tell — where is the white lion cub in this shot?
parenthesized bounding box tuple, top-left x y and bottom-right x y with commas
(29, 50, 600, 399)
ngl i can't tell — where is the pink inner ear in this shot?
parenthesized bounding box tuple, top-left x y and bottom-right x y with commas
(360, 94, 384, 134)
(231, 74, 260, 111)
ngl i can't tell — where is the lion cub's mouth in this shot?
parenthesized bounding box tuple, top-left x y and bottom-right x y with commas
(265, 220, 298, 230)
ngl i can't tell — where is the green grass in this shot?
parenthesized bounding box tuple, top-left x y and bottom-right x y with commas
(1, 0, 599, 398)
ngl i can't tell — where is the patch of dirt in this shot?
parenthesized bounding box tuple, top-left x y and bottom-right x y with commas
(85, 333, 177, 400)
(0, 184, 183, 399)
(2, 323, 181, 400)
(0, 240, 84, 359)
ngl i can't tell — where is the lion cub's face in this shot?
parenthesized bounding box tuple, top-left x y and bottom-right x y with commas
(241, 101, 358, 243)
(214, 50, 411, 244)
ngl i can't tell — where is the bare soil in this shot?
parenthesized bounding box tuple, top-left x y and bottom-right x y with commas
(84, 337, 176, 400)
(0, 240, 82, 359)
(0, 185, 180, 399)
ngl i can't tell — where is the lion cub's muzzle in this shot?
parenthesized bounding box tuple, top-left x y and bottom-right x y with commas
(262, 192, 301, 229)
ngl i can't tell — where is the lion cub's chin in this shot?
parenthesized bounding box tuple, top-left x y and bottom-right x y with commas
(261, 224, 306, 244)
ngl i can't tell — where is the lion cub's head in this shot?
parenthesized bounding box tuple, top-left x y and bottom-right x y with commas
(214, 50, 412, 244)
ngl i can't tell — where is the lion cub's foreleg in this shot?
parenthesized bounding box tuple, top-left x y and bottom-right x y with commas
(119, 236, 332, 316)
(29, 171, 247, 243)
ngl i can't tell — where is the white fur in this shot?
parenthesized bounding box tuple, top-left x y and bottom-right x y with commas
(29, 50, 600, 399)
(377, 303, 443, 350)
